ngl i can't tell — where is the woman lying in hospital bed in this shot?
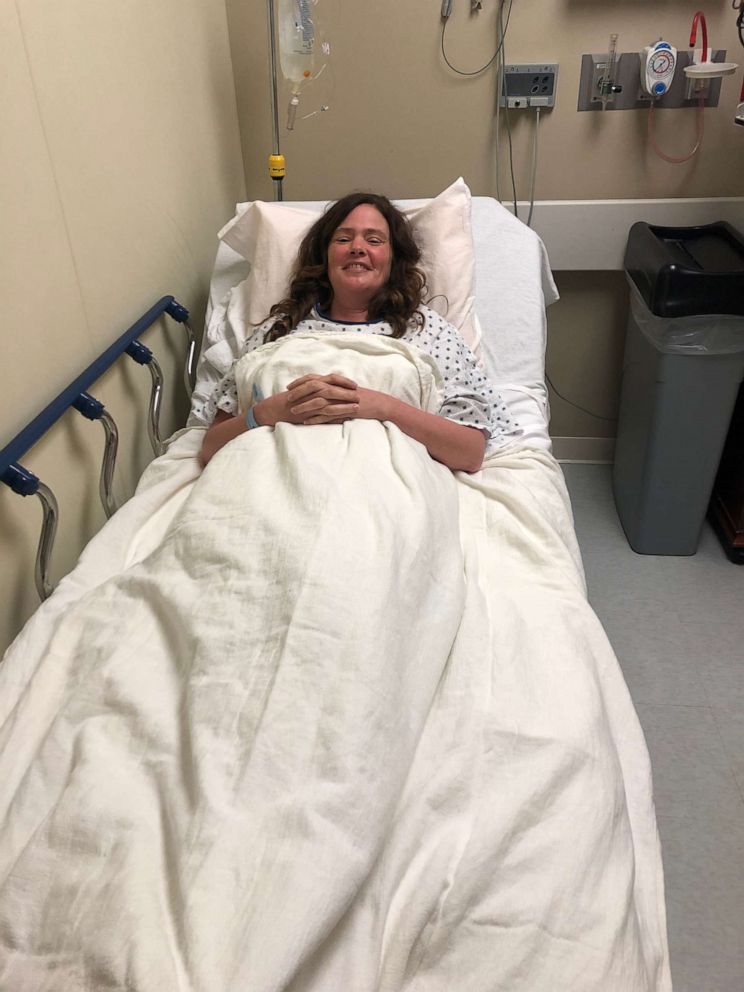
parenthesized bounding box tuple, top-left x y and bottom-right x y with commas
(199, 191, 515, 473)
(0, 185, 672, 991)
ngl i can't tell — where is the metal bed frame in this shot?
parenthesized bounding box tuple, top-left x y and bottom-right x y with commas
(0, 296, 194, 602)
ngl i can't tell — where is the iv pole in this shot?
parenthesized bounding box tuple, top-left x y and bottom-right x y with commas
(266, 0, 285, 200)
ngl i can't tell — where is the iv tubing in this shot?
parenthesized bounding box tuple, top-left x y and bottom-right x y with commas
(648, 97, 705, 163)
(287, 92, 300, 130)
(267, 0, 283, 200)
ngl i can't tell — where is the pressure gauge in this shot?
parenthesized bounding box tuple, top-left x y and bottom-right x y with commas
(641, 41, 678, 98)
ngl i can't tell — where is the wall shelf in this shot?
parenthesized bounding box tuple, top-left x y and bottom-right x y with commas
(512, 198, 744, 270)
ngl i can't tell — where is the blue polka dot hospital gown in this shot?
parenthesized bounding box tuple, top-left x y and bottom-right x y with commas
(197, 305, 521, 455)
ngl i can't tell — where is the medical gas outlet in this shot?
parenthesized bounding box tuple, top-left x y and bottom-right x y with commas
(640, 41, 677, 98)
(578, 49, 729, 111)
(500, 64, 558, 109)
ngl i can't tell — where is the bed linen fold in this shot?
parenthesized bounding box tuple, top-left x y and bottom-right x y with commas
(0, 335, 671, 991)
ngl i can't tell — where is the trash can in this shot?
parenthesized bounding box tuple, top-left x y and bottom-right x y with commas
(613, 221, 744, 555)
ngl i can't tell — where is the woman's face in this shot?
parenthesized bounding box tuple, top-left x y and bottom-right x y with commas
(326, 204, 393, 305)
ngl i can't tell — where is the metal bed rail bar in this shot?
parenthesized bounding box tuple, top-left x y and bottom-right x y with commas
(0, 295, 193, 601)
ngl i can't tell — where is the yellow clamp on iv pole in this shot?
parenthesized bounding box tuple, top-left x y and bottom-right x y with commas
(268, 154, 286, 181)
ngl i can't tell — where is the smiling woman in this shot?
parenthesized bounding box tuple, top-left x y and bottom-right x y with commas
(198, 191, 522, 473)
(326, 204, 393, 322)
(261, 191, 427, 340)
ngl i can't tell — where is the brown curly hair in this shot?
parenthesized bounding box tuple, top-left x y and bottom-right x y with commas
(262, 192, 427, 342)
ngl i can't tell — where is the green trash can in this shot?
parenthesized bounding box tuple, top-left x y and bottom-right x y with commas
(613, 222, 744, 556)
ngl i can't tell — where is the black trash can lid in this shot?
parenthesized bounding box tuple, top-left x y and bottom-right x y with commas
(624, 221, 744, 318)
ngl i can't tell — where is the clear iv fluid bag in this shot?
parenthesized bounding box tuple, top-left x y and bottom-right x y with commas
(278, 0, 315, 85)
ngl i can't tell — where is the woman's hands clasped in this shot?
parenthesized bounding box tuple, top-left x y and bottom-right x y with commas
(254, 373, 390, 427)
(199, 373, 394, 465)
(287, 373, 359, 425)
(201, 373, 483, 472)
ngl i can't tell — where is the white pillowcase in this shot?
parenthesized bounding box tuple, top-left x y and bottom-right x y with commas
(217, 177, 480, 355)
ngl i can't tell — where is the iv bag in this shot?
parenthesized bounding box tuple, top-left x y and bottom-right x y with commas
(276, 0, 332, 130)
(278, 0, 316, 86)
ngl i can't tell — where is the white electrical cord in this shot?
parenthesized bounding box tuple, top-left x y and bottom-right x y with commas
(527, 106, 540, 227)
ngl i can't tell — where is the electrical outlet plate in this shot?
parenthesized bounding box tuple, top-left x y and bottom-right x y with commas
(500, 63, 558, 109)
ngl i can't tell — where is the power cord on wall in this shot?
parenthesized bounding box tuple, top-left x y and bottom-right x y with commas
(501, 20, 541, 228)
(441, 2, 612, 421)
(496, 1, 519, 218)
(440, 2, 519, 216)
(440, 2, 545, 230)
(527, 106, 540, 227)
(545, 373, 618, 422)
(440, 0, 515, 76)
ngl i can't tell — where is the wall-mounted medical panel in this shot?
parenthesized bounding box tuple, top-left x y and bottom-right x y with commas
(500, 64, 559, 109)
(577, 51, 727, 111)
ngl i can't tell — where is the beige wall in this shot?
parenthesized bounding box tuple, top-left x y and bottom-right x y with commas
(1, 0, 245, 652)
(225, 0, 744, 440)
(227, 0, 744, 202)
(547, 272, 630, 440)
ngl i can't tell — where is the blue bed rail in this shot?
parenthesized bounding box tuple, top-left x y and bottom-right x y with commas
(0, 295, 194, 600)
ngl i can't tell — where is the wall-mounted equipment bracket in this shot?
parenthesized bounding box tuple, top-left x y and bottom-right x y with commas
(578, 51, 727, 111)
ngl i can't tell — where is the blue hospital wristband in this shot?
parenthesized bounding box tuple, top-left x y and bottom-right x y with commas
(245, 383, 264, 430)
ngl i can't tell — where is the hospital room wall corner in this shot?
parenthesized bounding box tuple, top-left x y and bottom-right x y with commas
(1, 0, 246, 653)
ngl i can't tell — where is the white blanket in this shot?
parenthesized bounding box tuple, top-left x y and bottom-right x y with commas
(0, 336, 671, 991)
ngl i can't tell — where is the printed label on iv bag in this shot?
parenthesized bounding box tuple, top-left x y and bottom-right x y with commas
(279, 0, 315, 83)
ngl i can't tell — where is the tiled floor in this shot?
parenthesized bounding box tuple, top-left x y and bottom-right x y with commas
(562, 463, 744, 992)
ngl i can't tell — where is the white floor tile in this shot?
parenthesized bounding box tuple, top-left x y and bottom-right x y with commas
(692, 624, 744, 713)
(667, 949, 744, 992)
(598, 606, 709, 708)
(634, 703, 744, 822)
(658, 811, 744, 992)
(711, 706, 744, 804)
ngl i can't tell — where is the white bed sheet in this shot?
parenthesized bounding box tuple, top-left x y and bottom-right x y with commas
(193, 197, 556, 452)
(0, 335, 671, 990)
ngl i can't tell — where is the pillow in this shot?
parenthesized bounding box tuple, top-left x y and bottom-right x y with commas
(217, 177, 480, 355)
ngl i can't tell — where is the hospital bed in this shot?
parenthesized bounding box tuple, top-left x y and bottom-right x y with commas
(0, 182, 672, 991)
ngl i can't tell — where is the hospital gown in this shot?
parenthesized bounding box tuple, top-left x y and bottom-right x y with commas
(197, 305, 521, 451)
